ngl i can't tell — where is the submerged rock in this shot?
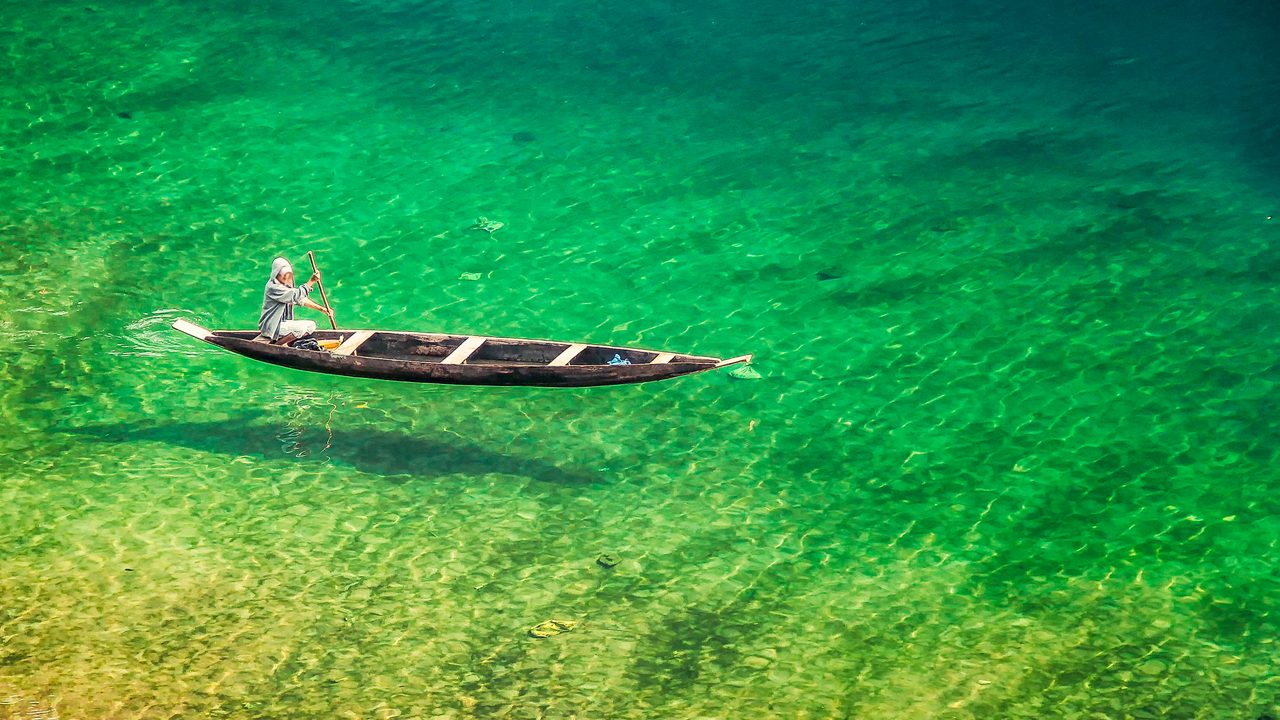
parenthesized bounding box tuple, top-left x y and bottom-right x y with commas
(529, 619, 578, 638)
(1137, 659, 1167, 676)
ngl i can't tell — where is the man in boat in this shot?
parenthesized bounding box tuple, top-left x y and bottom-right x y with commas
(259, 256, 333, 344)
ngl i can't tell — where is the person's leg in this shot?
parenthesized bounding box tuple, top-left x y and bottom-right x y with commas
(279, 319, 316, 338)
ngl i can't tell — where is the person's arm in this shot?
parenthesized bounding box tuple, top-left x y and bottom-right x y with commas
(301, 297, 333, 316)
(265, 273, 320, 305)
(266, 284, 308, 304)
(300, 272, 332, 317)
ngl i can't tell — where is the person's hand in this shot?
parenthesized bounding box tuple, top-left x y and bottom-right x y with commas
(310, 271, 321, 283)
(324, 306, 335, 318)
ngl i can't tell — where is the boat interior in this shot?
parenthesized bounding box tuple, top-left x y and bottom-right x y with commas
(216, 330, 716, 367)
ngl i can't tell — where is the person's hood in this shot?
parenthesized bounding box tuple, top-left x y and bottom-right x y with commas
(269, 257, 293, 283)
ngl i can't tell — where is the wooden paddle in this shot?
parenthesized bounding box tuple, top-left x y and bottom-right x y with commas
(307, 250, 338, 330)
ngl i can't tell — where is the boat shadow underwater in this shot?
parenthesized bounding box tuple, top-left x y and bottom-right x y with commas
(66, 413, 603, 486)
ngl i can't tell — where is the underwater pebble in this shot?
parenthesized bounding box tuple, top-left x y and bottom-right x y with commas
(1137, 659, 1166, 675)
(529, 619, 577, 638)
(1241, 663, 1269, 678)
(744, 656, 771, 669)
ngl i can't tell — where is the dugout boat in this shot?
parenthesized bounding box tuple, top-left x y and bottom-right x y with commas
(171, 319, 751, 388)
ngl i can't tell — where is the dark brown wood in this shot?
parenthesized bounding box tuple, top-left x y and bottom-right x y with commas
(307, 251, 338, 330)
(171, 321, 751, 388)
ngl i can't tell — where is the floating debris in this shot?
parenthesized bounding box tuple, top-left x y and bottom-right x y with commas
(459, 272, 482, 281)
(729, 365, 762, 380)
(529, 619, 578, 638)
(471, 217, 505, 235)
(596, 553, 620, 569)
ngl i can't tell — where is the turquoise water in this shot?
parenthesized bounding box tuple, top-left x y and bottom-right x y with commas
(2, 0, 1278, 717)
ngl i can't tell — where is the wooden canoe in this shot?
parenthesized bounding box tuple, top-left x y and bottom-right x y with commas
(171, 319, 752, 388)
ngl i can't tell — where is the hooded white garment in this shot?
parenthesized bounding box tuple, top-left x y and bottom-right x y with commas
(270, 257, 293, 280)
(258, 257, 311, 340)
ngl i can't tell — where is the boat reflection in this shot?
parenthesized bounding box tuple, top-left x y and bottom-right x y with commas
(67, 413, 603, 486)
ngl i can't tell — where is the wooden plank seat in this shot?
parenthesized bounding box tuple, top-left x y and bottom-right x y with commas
(650, 352, 676, 364)
(441, 336, 486, 365)
(333, 330, 376, 357)
(548, 343, 588, 367)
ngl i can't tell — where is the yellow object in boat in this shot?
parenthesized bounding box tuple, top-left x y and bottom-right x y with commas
(318, 338, 343, 350)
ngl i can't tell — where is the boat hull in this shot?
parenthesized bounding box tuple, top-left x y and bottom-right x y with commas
(172, 322, 749, 388)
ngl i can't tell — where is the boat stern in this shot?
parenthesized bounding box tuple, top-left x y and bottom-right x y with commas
(714, 354, 752, 368)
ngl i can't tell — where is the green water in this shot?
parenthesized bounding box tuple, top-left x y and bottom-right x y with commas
(2, 0, 1279, 717)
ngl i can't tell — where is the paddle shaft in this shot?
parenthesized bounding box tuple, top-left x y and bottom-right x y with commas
(307, 251, 338, 330)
